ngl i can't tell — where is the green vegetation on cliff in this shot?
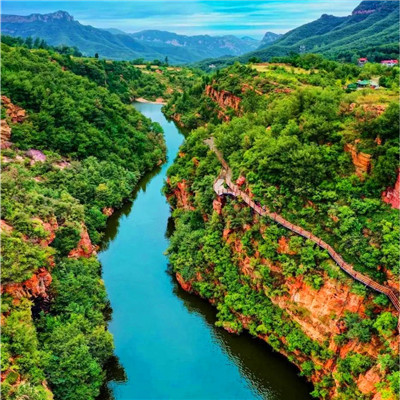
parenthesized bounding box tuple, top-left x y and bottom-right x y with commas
(164, 57, 399, 399)
(1, 42, 167, 400)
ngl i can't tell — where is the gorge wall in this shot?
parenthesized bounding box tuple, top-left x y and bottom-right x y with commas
(165, 159, 399, 400)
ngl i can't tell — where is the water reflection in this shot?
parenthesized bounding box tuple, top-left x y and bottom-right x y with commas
(98, 356, 127, 400)
(98, 103, 313, 400)
(100, 165, 161, 252)
(168, 270, 313, 400)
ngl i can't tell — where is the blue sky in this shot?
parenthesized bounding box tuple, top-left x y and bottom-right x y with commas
(1, 1, 361, 38)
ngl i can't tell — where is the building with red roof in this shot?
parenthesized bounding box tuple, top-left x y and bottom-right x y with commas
(358, 57, 368, 66)
(380, 60, 398, 67)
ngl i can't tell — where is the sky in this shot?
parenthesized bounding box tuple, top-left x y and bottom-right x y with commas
(1, 1, 361, 39)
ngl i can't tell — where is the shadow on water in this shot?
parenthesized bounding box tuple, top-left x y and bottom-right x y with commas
(98, 356, 127, 400)
(97, 102, 314, 400)
(168, 271, 314, 400)
(99, 262, 313, 400)
(100, 164, 162, 252)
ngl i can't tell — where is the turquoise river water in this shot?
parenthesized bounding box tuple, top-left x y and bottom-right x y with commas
(98, 103, 313, 400)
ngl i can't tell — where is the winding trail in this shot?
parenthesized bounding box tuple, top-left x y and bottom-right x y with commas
(206, 138, 400, 314)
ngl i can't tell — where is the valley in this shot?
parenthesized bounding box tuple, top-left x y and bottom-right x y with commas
(98, 103, 314, 400)
(1, 1, 399, 400)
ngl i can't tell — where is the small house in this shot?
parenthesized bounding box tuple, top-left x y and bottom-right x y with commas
(380, 60, 398, 67)
(358, 57, 368, 67)
(346, 83, 358, 92)
(357, 80, 370, 88)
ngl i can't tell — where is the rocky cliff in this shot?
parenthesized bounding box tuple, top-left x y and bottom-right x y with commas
(1, 10, 74, 24)
(382, 172, 400, 210)
(1, 98, 103, 399)
(166, 171, 399, 400)
(205, 85, 241, 119)
(352, 1, 397, 16)
(344, 143, 372, 178)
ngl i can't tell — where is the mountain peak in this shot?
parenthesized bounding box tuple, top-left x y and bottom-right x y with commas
(2, 10, 74, 23)
(259, 31, 282, 48)
(352, 1, 399, 15)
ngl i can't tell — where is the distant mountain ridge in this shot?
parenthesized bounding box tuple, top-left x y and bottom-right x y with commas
(254, 0, 399, 57)
(1, 11, 260, 63)
(2, 10, 74, 23)
(194, 0, 399, 69)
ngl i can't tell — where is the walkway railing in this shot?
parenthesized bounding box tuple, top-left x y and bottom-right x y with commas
(205, 138, 400, 314)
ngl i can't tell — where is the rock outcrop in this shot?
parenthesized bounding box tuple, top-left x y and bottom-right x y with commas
(26, 149, 46, 163)
(1, 119, 12, 149)
(68, 227, 97, 258)
(1, 96, 26, 123)
(102, 207, 114, 217)
(1, 96, 27, 149)
(2, 268, 52, 300)
(382, 172, 400, 209)
(213, 197, 224, 215)
(176, 272, 192, 292)
(344, 143, 372, 178)
(166, 179, 195, 211)
(205, 85, 241, 113)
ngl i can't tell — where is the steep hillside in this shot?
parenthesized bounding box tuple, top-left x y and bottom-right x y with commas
(193, 1, 399, 70)
(1, 11, 260, 63)
(1, 42, 166, 400)
(252, 0, 399, 61)
(258, 31, 282, 48)
(163, 58, 399, 399)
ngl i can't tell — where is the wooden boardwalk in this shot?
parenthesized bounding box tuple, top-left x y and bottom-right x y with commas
(205, 138, 400, 314)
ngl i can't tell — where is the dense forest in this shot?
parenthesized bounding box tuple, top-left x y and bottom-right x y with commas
(1, 35, 201, 103)
(164, 56, 399, 399)
(1, 40, 169, 399)
(1, 25, 399, 400)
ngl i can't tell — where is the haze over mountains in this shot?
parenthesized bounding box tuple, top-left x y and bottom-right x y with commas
(197, 0, 399, 68)
(1, 1, 398, 66)
(1, 11, 263, 63)
(253, 1, 399, 59)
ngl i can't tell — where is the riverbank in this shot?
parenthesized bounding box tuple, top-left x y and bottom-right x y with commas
(135, 97, 166, 105)
(99, 102, 313, 400)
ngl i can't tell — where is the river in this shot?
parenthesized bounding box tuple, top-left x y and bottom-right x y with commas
(98, 103, 313, 400)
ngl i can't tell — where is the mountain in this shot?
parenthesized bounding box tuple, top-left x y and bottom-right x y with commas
(194, 1, 399, 69)
(1, 11, 260, 63)
(258, 31, 282, 48)
(1, 11, 159, 60)
(248, 0, 399, 62)
(129, 30, 259, 60)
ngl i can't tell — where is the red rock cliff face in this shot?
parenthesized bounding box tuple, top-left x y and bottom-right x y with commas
(1, 217, 57, 301)
(344, 143, 372, 178)
(171, 196, 398, 399)
(382, 172, 400, 209)
(1, 119, 12, 149)
(228, 225, 398, 399)
(68, 226, 97, 258)
(205, 85, 241, 113)
(1, 96, 27, 149)
(2, 268, 52, 300)
(166, 178, 195, 211)
(1, 96, 26, 123)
